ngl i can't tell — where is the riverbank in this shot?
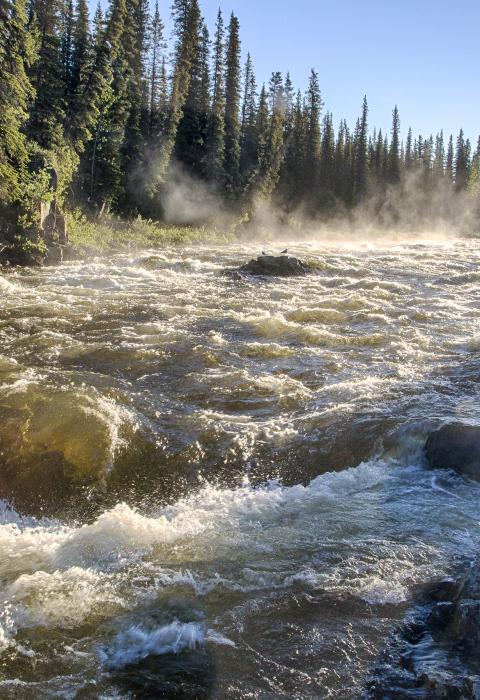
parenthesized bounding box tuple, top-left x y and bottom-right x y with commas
(0, 215, 237, 267)
(68, 215, 236, 254)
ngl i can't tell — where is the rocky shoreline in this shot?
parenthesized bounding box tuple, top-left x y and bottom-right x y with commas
(366, 564, 480, 698)
(365, 422, 480, 698)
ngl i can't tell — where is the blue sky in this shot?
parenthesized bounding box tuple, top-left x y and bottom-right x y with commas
(94, 0, 479, 144)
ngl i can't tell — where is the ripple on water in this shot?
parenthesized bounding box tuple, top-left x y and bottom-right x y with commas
(1, 238, 480, 697)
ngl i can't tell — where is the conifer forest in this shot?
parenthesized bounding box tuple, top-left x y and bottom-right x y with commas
(1, 0, 479, 239)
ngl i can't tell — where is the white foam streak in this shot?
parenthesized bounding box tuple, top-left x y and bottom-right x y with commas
(0, 461, 389, 595)
(100, 620, 235, 668)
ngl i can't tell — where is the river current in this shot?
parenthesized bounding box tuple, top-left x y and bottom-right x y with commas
(1, 237, 480, 698)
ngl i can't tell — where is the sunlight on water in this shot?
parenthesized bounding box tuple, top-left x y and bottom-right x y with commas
(1, 237, 480, 698)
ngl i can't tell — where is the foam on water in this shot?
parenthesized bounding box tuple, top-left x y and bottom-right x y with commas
(100, 620, 235, 669)
(0, 461, 387, 572)
(0, 471, 478, 695)
(1, 458, 479, 641)
(2, 238, 480, 696)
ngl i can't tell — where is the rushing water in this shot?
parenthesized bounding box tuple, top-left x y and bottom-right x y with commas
(1, 237, 480, 698)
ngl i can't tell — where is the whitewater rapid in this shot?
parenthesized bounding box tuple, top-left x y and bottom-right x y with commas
(1, 237, 480, 697)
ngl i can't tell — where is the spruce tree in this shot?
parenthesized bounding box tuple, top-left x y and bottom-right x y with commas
(319, 112, 335, 210)
(85, 0, 128, 209)
(422, 134, 434, 189)
(67, 0, 92, 150)
(175, 4, 208, 177)
(0, 0, 36, 208)
(224, 13, 241, 197)
(334, 121, 346, 202)
(205, 8, 225, 183)
(147, 0, 166, 136)
(279, 89, 306, 208)
(255, 85, 269, 168)
(268, 71, 284, 112)
(468, 136, 480, 200)
(353, 96, 368, 198)
(304, 69, 322, 209)
(72, 0, 90, 93)
(405, 127, 413, 169)
(241, 53, 253, 136)
(171, 0, 190, 59)
(61, 0, 75, 91)
(368, 130, 376, 172)
(454, 129, 470, 191)
(433, 131, 445, 180)
(119, 0, 150, 210)
(415, 135, 424, 167)
(158, 57, 168, 123)
(388, 105, 401, 183)
(240, 53, 258, 184)
(343, 121, 355, 204)
(93, 2, 104, 48)
(254, 82, 285, 202)
(372, 128, 384, 180)
(283, 73, 294, 124)
(445, 134, 454, 182)
(150, 0, 200, 186)
(28, 0, 66, 150)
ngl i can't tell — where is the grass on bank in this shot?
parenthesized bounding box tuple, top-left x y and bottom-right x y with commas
(68, 213, 236, 254)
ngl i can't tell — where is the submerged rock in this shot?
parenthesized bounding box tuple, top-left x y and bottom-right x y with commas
(0, 383, 133, 514)
(365, 565, 480, 698)
(238, 255, 310, 277)
(44, 242, 76, 265)
(425, 422, 480, 480)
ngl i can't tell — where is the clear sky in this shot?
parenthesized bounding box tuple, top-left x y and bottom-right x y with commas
(95, 0, 480, 144)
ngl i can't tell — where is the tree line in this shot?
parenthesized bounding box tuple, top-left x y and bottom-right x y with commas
(1, 0, 479, 233)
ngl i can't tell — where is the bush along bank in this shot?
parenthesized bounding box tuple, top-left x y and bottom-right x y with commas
(0, 209, 236, 267)
(67, 214, 236, 257)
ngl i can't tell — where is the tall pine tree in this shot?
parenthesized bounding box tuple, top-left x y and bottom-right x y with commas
(175, 4, 209, 177)
(29, 0, 66, 151)
(454, 129, 470, 191)
(388, 105, 401, 183)
(353, 96, 368, 199)
(205, 8, 225, 183)
(224, 13, 241, 197)
(304, 69, 321, 210)
(0, 0, 36, 209)
(240, 53, 258, 185)
(146, 0, 166, 137)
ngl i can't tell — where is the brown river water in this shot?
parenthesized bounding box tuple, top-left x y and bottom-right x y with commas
(1, 237, 480, 698)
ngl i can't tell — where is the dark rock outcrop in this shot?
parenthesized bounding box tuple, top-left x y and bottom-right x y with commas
(41, 198, 68, 244)
(0, 239, 45, 266)
(425, 422, 480, 480)
(44, 242, 76, 265)
(238, 255, 310, 277)
(366, 565, 480, 698)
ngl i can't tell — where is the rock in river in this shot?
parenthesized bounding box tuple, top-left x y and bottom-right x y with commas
(239, 254, 310, 277)
(365, 564, 480, 698)
(425, 422, 480, 480)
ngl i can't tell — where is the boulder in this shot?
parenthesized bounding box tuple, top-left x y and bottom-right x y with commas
(425, 422, 480, 480)
(44, 243, 64, 265)
(365, 565, 480, 697)
(44, 242, 76, 265)
(239, 255, 310, 277)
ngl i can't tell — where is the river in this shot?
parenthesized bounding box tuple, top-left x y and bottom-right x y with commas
(1, 237, 480, 698)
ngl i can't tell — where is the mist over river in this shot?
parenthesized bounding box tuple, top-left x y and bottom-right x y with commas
(1, 237, 480, 698)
